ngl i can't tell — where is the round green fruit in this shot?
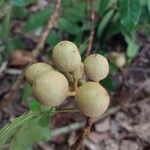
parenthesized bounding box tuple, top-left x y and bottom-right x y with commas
(32, 71, 69, 107)
(84, 54, 109, 82)
(75, 82, 110, 117)
(52, 41, 81, 72)
(25, 62, 53, 85)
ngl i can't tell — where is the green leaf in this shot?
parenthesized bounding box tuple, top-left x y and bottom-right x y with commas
(4, 38, 26, 54)
(100, 75, 116, 92)
(58, 18, 81, 35)
(119, 0, 141, 33)
(11, 0, 37, 6)
(0, 9, 12, 40)
(0, 54, 3, 66)
(94, 0, 101, 12)
(141, 0, 147, 5)
(23, 6, 53, 32)
(46, 30, 59, 46)
(138, 5, 150, 25)
(0, 0, 4, 7)
(0, 112, 35, 149)
(98, 0, 110, 15)
(21, 83, 32, 101)
(63, 2, 86, 23)
(109, 62, 119, 74)
(97, 9, 114, 38)
(11, 0, 26, 6)
(29, 99, 54, 113)
(122, 31, 139, 58)
(12, 6, 28, 18)
(105, 21, 121, 39)
(38, 110, 52, 127)
(127, 39, 139, 58)
(10, 117, 51, 150)
(79, 43, 88, 55)
(104, 12, 121, 40)
(29, 99, 41, 112)
(148, 0, 150, 14)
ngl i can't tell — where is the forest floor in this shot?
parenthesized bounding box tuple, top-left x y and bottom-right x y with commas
(0, 0, 150, 150)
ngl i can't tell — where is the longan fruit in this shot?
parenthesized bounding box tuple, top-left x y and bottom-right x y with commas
(72, 62, 85, 81)
(75, 82, 110, 117)
(52, 41, 81, 72)
(84, 54, 109, 82)
(109, 52, 126, 68)
(25, 62, 53, 85)
(32, 71, 69, 107)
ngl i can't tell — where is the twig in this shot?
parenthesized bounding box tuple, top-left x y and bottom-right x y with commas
(51, 106, 120, 138)
(51, 122, 85, 137)
(49, 96, 150, 138)
(71, 117, 93, 150)
(56, 108, 79, 113)
(118, 121, 150, 144)
(85, 0, 95, 56)
(0, 61, 8, 77)
(0, 0, 62, 109)
(127, 67, 150, 73)
(5, 69, 22, 75)
(31, 0, 61, 60)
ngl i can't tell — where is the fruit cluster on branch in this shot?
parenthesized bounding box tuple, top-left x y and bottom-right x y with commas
(25, 41, 110, 117)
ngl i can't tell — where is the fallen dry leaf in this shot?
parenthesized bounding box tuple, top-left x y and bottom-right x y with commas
(10, 50, 33, 66)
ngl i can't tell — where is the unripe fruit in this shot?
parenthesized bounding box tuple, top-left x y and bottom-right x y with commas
(75, 82, 110, 117)
(72, 63, 85, 81)
(25, 62, 53, 85)
(84, 54, 109, 82)
(32, 71, 69, 107)
(109, 52, 126, 68)
(64, 63, 85, 83)
(52, 41, 81, 72)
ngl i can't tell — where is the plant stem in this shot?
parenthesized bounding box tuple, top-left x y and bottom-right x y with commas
(72, 77, 78, 92)
(0, 0, 62, 109)
(85, 0, 95, 56)
(71, 117, 93, 150)
(67, 91, 76, 97)
(56, 108, 79, 113)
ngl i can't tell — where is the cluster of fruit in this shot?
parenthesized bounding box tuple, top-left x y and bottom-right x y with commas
(25, 41, 110, 117)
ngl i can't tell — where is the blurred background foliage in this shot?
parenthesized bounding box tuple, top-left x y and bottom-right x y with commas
(0, 0, 150, 149)
(0, 0, 149, 92)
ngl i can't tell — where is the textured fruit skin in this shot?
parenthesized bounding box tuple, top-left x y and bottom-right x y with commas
(84, 54, 109, 82)
(32, 71, 69, 107)
(52, 41, 81, 72)
(64, 63, 85, 83)
(72, 63, 85, 81)
(109, 52, 126, 68)
(25, 62, 53, 85)
(75, 82, 110, 117)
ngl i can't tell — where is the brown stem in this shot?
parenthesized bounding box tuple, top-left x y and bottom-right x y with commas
(71, 117, 93, 150)
(32, 0, 61, 60)
(72, 77, 78, 92)
(0, 0, 62, 109)
(85, 0, 95, 57)
(67, 91, 76, 97)
(56, 108, 79, 113)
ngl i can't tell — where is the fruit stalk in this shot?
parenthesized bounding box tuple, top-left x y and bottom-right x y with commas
(72, 77, 78, 92)
(71, 117, 93, 150)
(67, 91, 76, 97)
